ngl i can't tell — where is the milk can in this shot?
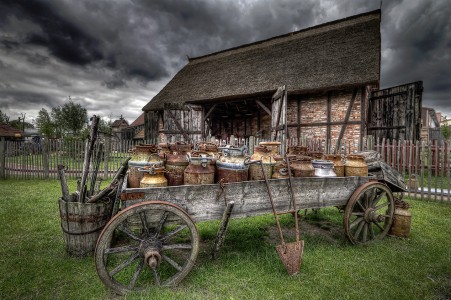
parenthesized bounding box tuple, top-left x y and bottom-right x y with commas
(389, 201, 412, 238)
(290, 156, 315, 177)
(157, 142, 173, 159)
(216, 145, 249, 183)
(249, 142, 280, 180)
(287, 146, 308, 157)
(197, 142, 219, 164)
(324, 154, 344, 177)
(345, 154, 368, 177)
(311, 160, 337, 177)
(139, 164, 167, 188)
(165, 142, 192, 186)
(184, 152, 215, 185)
(128, 144, 162, 188)
(308, 151, 324, 160)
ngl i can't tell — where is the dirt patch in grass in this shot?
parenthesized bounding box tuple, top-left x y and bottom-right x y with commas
(265, 218, 344, 245)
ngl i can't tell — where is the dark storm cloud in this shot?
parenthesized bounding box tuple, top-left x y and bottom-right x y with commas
(0, 91, 58, 110)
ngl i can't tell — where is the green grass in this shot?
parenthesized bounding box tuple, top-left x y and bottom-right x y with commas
(0, 179, 450, 299)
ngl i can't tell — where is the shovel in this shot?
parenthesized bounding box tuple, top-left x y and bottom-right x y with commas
(255, 159, 304, 275)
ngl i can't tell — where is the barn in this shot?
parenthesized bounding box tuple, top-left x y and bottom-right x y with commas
(142, 9, 422, 152)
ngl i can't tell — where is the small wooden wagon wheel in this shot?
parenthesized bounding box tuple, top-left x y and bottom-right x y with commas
(344, 182, 395, 244)
(95, 201, 199, 295)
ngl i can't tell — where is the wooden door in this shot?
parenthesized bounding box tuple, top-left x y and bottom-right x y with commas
(368, 81, 423, 141)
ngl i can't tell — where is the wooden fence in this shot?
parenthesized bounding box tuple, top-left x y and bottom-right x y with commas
(0, 136, 450, 202)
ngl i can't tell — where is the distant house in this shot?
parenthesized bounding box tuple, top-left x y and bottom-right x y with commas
(0, 124, 23, 140)
(421, 107, 442, 141)
(129, 113, 145, 140)
(111, 117, 129, 140)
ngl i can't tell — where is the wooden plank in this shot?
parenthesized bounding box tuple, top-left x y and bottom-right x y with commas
(421, 141, 425, 201)
(42, 138, 49, 179)
(255, 100, 271, 116)
(427, 141, 432, 200)
(123, 176, 369, 223)
(326, 92, 331, 152)
(441, 140, 445, 202)
(0, 137, 5, 179)
(166, 109, 190, 141)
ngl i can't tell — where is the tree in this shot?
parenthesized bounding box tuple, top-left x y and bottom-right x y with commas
(51, 106, 64, 138)
(36, 108, 55, 137)
(60, 100, 87, 135)
(0, 110, 9, 124)
(441, 116, 451, 141)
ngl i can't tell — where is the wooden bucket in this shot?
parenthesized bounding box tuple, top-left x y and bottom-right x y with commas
(58, 199, 112, 257)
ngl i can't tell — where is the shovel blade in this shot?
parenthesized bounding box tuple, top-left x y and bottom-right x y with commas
(276, 240, 304, 275)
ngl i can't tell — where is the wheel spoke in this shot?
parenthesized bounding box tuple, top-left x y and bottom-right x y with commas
(364, 192, 369, 209)
(351, 211, 364, 216)
(160, 225, 187, 241)
(105, 245, 139, 254)
(369, 223, 376, 239)
(350, 217, 364, 229)
(110, 252, 140, 276)
(374, 201, 389, 210)
(139, 212, 150, 237)
(353, 220, 365, 241)
(356, 198, 365, 211)
(371, 191, 386, 208)
(129, 259, 144, 290)
(374, 221, 385, 232)
(152, 267, 161, 286)
(362, 223, 368, 243)
(154, 211, 169, 238)
(162, 254, 183, 272)
(118, 225, 143, 241)
(162, 243, 192, 250)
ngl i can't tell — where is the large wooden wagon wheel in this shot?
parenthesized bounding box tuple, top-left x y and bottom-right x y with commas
(95, 201, 199, 295)
(344, 182, 395, 244)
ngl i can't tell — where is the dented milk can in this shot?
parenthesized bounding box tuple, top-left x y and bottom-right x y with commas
(165, 142, 192, 186)
(128, 144, 161, 188)
(184, 152, 215, 185)
(290, 156, 315, 177)
(216, 145, 249, 183)
(249, 142, 280, 180)
(139, 164, 167, 188)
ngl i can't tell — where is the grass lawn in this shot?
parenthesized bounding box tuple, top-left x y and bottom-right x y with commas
(0, 179, 450, 300)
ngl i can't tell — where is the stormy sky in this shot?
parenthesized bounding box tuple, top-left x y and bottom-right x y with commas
(0, 0, 450, 125)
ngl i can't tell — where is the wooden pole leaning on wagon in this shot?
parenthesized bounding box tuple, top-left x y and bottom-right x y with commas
(57, 164, 70, 201)
(78, 115, 100, 202)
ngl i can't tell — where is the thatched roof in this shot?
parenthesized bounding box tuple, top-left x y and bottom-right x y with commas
(143, 10, 381, 111)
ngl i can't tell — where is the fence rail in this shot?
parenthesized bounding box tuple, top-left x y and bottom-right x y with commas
(1, 137, 450, 202)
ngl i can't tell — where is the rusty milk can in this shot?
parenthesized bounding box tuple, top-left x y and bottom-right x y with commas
(165, 142, 192, 186)
(290, 156, 315, 177)
(324, 154, 344, 177)
(389, 201, 412, 238)
(345, 154, 368, 177)
(139, 164, 167, 188)
(249, 142, 280, 180)
(184, 152, 215, 185)
(287, 145, 308, 157)
(128, 144, 161, 188)
(216, 145, 249, 183)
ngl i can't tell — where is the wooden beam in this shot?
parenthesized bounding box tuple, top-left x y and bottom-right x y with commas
(334, 88, 358, 153)
(326, 92, 332, 152)
(166, 109, 191, 141)
(204, 103, 218, 119)
(256, 100, 271, 116)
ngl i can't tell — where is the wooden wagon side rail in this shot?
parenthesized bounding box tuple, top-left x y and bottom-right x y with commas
(121, 176, 370, 223)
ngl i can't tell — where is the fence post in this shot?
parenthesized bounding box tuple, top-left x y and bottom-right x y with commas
(104, 136, 110, 180)
(42, 138, 50, 179)
(0, 137, 5, 179)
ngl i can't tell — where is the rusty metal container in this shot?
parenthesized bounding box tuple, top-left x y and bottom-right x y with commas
(324, 154, 344, 177)
(139, 164, 167, 188)
(128, 144, 161, 188)
(308, 151, 324, 160)
(389, 204, 412, 238)
(165, 142, 192, 186)
(184, 152, 215, 185)
(290, 156, 315, 177)
(272, 163, 290, 179)
(197, 142, 219, 164)
(345, 154, 368, 177)
(157, 142, 173, 159)
(312, 160, 336, 177)
(216, 145, 249, 183)
(249, 142, 280, 180)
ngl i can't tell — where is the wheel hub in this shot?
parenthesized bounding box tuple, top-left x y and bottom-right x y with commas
(364, 208, 384, 223)
(139, 238, 162, 268)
